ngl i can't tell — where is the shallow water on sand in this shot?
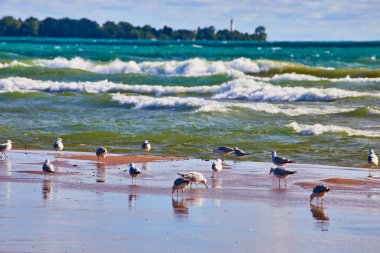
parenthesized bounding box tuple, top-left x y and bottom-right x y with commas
(0, 151, 380, 252)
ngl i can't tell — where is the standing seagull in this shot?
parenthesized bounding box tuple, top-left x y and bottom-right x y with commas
(269, 167, 296, 187)
(53, 138, 64, 152)
(271, 151, 294, 168)
(367, 149, 379, 177)
(42, 159, 55, 176)
(213, 146, 235, 160)
(129, 162, 142, 184)
(310, 185, 330, 204)
(96, 147, 108, 162)
(177, 171, 208, 188)
(211, 159, 223, 178)
(172, 178, 190, 197)
(142, 140, 151, 152)
(0, 140, 12, 159)
(233, 147, 249, 158)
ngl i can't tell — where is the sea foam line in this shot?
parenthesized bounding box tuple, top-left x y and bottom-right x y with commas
(111, 93, 357, 116)
(288, 121, 380, 137)
(253, 73, 380, 83)
(0, 77, 217, 94)
(213, 78, 380, 102)
(33, 57, 287, 76)
(1, 77, 379, 103)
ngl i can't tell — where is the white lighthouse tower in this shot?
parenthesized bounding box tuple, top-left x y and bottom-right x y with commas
(230, 18, 234, 32)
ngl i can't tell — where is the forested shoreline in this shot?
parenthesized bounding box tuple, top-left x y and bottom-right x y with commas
(0, 16, 267, 41)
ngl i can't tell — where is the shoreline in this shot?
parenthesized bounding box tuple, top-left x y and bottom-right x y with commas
(1, 149, 380, 252)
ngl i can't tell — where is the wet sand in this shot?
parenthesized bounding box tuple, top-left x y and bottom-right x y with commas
(0, 150, 380, 252)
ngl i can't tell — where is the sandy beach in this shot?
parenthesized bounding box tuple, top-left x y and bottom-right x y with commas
(0, 149, 379, 252)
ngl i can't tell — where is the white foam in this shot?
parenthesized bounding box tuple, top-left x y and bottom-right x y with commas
(253, 73, 380, 83)
(111, 93, 226, 112)
(111, 93, 356, 116)
(0, 77, 217, 94)
(212, 78, 380, 102)
(367, 106, 380, 115)
(0, 60, 29, 69)
(234, 103, 355, 116)
(33, 57, 287, 76)
(288, 121, 380, 137)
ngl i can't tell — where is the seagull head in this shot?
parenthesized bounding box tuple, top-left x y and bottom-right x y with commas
(45, 159, 50, 163)
(201, 179, 208, 188)
(143, 140, 149, 144)
(6, 140, 12, 144)
(129, 162, 136, 169)
(269, 168, 274, 175)
(57, 138, 62, 142)
(271, 151, 276, 156)
(370, 149, 375, 154)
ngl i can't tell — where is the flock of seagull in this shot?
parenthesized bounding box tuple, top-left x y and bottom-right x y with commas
(0, 138, 379, 205)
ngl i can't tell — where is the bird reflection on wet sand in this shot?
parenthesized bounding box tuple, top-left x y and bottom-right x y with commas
(172, 197, 204, 219)
(211, 177, 222, 189)
(310, 203, 329, 230)
(96, 163, 106, 183)
(128, 194, 138, 209)
(42, 179, 53, 200)
(142, 163, 150, 170)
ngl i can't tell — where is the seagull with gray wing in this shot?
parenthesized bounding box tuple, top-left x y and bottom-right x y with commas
(269, 167, 296, 187)
(271, 151, 294, 168)
(310, 185, 330, 204)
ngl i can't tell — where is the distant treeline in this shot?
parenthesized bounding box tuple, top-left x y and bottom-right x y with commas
(0, 16, 267, 41)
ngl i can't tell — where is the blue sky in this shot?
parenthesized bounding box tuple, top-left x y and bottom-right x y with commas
(1, 0, 379, 41)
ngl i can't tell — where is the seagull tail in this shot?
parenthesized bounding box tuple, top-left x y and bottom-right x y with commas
(288, 160, 295, 163)
(177, 173, 185, 177)
(289, 171, 297, 174)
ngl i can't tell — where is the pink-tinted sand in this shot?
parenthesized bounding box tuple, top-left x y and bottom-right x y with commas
(0, 150, 379, 252)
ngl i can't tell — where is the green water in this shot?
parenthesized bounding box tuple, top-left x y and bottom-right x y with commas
(0, 38, 380, 166)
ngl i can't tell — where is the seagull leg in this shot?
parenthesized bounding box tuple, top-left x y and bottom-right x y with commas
(278, 179, 280, 188)
(212, 171, 214, 178)
(285, 179, 287, 188)
(368, 165, 372, 177)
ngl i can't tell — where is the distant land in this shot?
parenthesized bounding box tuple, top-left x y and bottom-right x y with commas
(0, 16, 267, 41)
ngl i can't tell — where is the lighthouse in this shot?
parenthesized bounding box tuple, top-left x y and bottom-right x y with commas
(230, 18, 234, 32)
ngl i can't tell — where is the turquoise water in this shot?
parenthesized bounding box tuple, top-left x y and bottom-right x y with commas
(1, 37, 380, 166)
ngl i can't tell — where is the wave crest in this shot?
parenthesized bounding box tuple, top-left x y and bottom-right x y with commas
(288, 121, 380, 137)
(212, 78, 379, 102)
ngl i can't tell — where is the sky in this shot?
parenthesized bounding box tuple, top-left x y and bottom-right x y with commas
(1, 0, 379, 41)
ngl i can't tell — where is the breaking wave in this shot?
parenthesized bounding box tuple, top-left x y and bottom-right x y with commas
(33, 57, 282, 76)
(212, 78, 380, 102)
(1, 77, 379, 103)
(288, 121, 380, 137)
(111, 93, 356, 116)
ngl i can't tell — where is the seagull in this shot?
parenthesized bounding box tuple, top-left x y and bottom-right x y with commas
(0, 140, 12, 159)
(310, 185, 330, 204)
(172, 178, 190, 197)
(211, 159, 222, 178)
(269, 167, 296, 187)
(42, 159, 55, 176)
(233, 147, 249, 158)
(271, 151, 294, 168)
(177, 171, 208, 188)
(53, 138, 64, 152)
(142, 140, 151, 152)
(96, 147, 108, 162)
(213, 146, 235, 160)
(129, 162, 142, 184)
(367, 149, 379, 177)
